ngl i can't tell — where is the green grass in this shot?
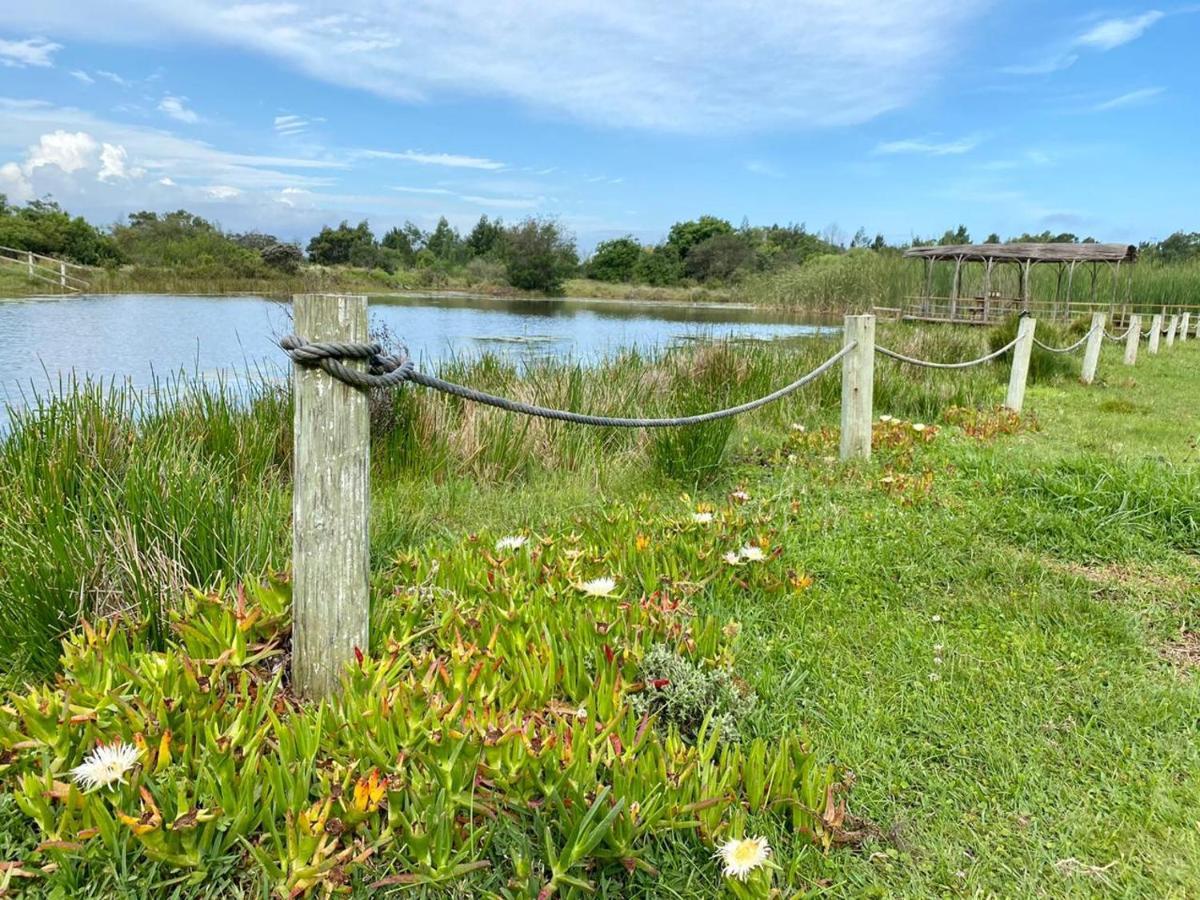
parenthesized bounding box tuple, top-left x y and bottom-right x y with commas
(1, 335, 1199, 896)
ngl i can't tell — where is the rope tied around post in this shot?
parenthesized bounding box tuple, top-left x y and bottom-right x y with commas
(280, 334, 857, 428)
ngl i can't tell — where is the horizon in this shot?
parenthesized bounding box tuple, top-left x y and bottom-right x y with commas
(1, 3, 1197, 253)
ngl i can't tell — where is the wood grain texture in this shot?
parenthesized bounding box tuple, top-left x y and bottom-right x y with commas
(839, 314, 875, 461)
(1005, 316, 1036, 412)
(1080, 312, 1105, 384)
(291, 293, 370, 700)
(1123, 314, 1140, 366)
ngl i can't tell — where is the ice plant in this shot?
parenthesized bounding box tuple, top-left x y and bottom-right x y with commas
(693, 511, 714, 524)
(578, 576, 616, 597)
(495, 535, 528, 552)
(739, 545, 765, 562)
(716, 836, 771, 881)
(70, 741, 140, 791)
(723, 551, 742, 566)
(730, 490, 750, 502)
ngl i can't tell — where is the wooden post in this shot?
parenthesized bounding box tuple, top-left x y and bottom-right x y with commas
(1005, 316, 1036, 413)
(27, 251, 34, 277)
(1166, 314, 1178, 347)
(1123, 314, 1140, 366)
(1148, 313, 1162, 354)
(839, 314, 874, 461)
(59, 261, 66, 288)
(1180, 312, 1191, 343)
(291, 293, 371, 700)
(1080, 311, 1105, 384)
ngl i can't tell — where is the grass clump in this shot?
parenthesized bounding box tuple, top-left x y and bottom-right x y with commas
(632, 642, 756, 742)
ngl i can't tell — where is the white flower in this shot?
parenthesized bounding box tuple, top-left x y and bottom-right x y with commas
(716, 836, 771, 881)
(730, 490, 750, 502)
(912, 422, 927, 432)
(933, 643, 944, 653)
(789, 423, 806, 432)
(787, 453, 798, 463)
(70, 742, 140, 791)
(739, 545, 766, 562)
(494, 535, 528, 552)
(933, 656, 943, 666)
(879, 414, 894, 423)
(578, 577, 616, 597)
(931, 614, 942, 623)
(929, 672, 940, 682)
(723, 551, 743, 566)
(692, 511, 714, 524)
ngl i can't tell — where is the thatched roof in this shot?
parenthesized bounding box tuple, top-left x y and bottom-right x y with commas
(904, 243, 1137, 264)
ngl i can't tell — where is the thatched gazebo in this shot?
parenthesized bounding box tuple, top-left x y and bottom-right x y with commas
(899, 242, 1138, 324)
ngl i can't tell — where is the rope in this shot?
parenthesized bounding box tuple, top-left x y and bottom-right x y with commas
(1032, 327, 1098, 355)
(280, 335, 855, 428)
(874, 336, 1020, 370)
(1104, 325, 1135, 343)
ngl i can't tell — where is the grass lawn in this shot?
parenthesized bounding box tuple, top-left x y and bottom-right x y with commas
(1, 336, 1197, 897)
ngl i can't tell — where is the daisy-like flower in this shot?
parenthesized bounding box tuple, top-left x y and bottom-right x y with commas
(70, 742, 140, 792)
(494, 535, 528, 552)
(879, 414, 894, 423)
(789, 423, 806, 432)
(723, 551, 743, 566)
(739, 544, 766, 562)
(693, 511, 714, 524)
(578, 577, 616, 597)
(912, 422, 927, 432)
(730, 489, 750, 502)
(716, 836, 771, 881)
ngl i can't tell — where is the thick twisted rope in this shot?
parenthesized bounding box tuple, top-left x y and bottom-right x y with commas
(1104, 325, 1135, 343)
(874, 335, 1020, 370)
(1032, 327, 1098, 354)
(280, 335, 855, 428)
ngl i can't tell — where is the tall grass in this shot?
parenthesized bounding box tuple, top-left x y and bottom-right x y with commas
(0, 325, 1013, 677)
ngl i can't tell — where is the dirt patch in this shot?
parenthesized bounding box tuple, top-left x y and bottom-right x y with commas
(1049, 559, 1195, 595)
(1161, 629, 1200, 672)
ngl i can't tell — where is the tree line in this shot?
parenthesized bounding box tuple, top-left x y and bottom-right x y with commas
(2, 194, 1197, 296)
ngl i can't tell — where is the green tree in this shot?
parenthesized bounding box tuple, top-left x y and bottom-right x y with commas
(425, 217, 463, 263)
(381, 224, 418, 267)
(587, 236, 642, 282)
(501, 218, 578, 293)
(938, 225, 971, 246)
(1149, 231, 1200, 263)
(683, 233, 754, 281)
(0, 198, 121, 265)
(465, 215, 504, 259)
(306, 220, 376, 265)
(632, 245, 683, 286)
(666, 216, 734, 259)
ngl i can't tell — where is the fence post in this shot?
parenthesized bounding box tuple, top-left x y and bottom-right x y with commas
(1166, 314, 1178, 347)
(58, 261, 66, 288)
(1123, 314, 1140, 366)
(1004, 316, 1036, 413)
(27, 251, 33, 277)
(291, 293, 371, 700)
(1148, 313, 1162, 354)
(1181, 312, 1191, 342)
(839, 314, 874, 461)
(1080, 311, 1105, 384)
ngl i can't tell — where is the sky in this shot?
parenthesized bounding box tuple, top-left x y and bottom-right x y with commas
(0, 2, 1196, 252)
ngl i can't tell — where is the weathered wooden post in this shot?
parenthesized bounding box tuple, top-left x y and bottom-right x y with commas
(1080, 311, 1105, 384)
(1166, 314, 1178, 347)
(26, 251, 34, 277)
(291, 293, 371, 700)
(59, 261, 66, 288)
(1004, 316, 1036, 413)
(839, 314, 874, 461)
(1181, 312, 1191, 342)
(1148, 314, 1162, 354)
(1123, 314, 1140, 366)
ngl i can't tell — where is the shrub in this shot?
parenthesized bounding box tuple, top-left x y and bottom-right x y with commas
(631, 643, 755, 742)
(587, 236, 642, 282)
(501, 217, 578, 294)
(260, 242, 302, 273)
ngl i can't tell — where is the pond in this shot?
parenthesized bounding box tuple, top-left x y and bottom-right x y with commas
(0, 293, 834, 414)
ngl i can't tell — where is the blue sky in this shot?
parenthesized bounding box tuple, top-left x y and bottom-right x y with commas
(0, 2, 1196, 251)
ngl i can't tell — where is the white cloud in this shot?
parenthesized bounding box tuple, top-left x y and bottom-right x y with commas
(70, 69, 95, 84)
(362, 149, 506, 170)
(0, 0, 991, 132)
(874, 135, 981, 156)
(1093, 87, 1164, 112)
(96, 70, 132, 88)
(0, 161, 34, 202)
(205, 185, 241, 200)
(158, 176, 176, 186)
(26, 130, 99, 174)
(391, 186, 455, 195)
(0, 37, 61, 68)
(99, 142, 142, 181)
(1075, 11, 1164, 51)
(158, 95, 200, 123)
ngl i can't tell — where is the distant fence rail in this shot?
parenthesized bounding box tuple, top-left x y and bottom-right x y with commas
(879, 295, 1200, 327)
(280, 294, 1195, 701)
(0, 246, 91, 292)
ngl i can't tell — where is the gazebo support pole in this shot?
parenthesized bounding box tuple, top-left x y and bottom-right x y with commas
(1065, 261, 1076, 322)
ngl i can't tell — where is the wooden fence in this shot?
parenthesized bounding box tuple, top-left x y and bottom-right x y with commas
(0, 246, 91, 293)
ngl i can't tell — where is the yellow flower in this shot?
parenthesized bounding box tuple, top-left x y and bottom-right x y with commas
(716, 836, 771, 880)
(635, 534, 651, 552)
(352, 768, 387, 814)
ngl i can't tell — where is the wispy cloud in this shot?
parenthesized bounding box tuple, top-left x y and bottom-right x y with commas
(69, 69, 94, 84)
(1002, 54, 1077, 76)
(1075, 11, 1164, 51)
(390, 185, 455, 195)
(158, 95, 199, 123)
(362, 149, 506, 170)
(874, 135, 981, 156)
(0, 37, 61, 68)
(1093, 86, 1164, 112)
(274, 113, 324, 136)
(0, 0, 991, 133)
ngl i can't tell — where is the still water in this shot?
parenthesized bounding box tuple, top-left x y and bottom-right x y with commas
(0, 293, 832, 410)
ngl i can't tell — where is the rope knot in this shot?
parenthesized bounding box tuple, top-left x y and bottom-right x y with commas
(279, 335, 415, 389)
